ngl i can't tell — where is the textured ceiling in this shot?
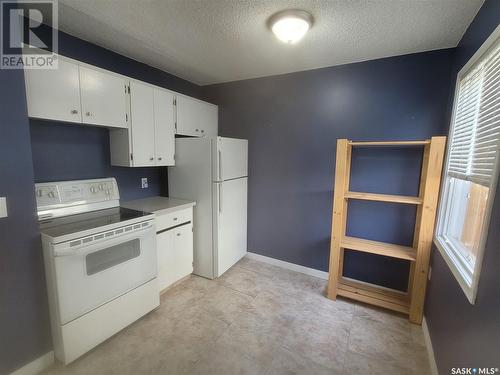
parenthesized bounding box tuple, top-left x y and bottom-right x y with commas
(58, 0, 484, 85)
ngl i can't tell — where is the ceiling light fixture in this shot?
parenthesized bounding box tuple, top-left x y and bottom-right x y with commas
(269, 9, 313, 44)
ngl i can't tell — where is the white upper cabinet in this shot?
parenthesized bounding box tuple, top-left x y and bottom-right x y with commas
(24, 59, 82, 123)
(176, 95, 218, 137)
(129, 81, 156, 167)
(154, 88, 175, 166)
(110, 82, 176, 167)
(24, 53, 219, 168)
(24, 57, 128, 129)
(79, 66, 128, 129)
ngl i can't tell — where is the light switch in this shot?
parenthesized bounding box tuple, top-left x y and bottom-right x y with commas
(141, 178, 148, 189)
(0, 197, 7, 218)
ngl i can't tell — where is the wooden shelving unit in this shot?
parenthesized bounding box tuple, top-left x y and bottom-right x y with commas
(326, 137, 446, 324)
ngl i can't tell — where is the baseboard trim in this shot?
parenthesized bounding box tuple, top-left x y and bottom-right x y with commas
(422, 317, 439, 375)
(10, 351, 54, 375)
(246, 252, 329, 280)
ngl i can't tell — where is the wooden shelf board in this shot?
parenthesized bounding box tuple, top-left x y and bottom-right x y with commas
(340, 277, 408, 300)
(348, 140, 430, 147)
(341, 236, 417, 261)
(338, 277, 410, 314)
(345, 191, 423, 205)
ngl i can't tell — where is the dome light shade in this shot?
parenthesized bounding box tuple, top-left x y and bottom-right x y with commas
(270, 10, 313, 44)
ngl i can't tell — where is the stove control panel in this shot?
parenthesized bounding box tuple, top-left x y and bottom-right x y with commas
(35, 178, 119, 211)
(36, 185, 59, 208)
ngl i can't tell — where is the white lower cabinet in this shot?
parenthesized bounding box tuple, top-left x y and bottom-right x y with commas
(156, 208, 193, 291)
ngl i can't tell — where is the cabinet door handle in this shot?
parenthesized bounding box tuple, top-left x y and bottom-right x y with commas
(85, 111, 92, 116)
(201, 129, 205, 133)
(173, 217, 178, 221)
(195, 128, 199, 132)
(158, 157, 162, 161)
(176, 233, 181, 236)
(71, 109, 78, 114)
(149, 157, 154, 161)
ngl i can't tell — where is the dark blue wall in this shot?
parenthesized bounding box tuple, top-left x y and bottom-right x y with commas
(203, 49, 453, 291)
(0, 27, 200, 375)
(0, 70, 52, 374)
(425, 1, 500, 373)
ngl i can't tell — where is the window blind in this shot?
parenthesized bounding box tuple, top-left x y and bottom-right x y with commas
(448, 42, 500, 187)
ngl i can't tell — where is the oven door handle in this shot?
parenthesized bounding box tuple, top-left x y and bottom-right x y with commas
(53, 224, 154, 257)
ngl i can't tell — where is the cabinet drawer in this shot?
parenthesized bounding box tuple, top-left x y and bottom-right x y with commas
(155, 208, 193, 232)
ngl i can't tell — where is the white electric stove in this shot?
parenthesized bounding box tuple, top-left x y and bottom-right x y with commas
(36, 178, 159, 364)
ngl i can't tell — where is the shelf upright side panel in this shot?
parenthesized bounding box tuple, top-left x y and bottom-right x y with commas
(407, 143, 431, 293)
(409, 136, 446, 324)
(327, 139, 352, 299)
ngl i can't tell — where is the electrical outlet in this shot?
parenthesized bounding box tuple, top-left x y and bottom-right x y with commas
(141, 178, 148, 189)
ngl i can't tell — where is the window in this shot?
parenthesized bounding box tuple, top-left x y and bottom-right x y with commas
(436, 26, 500, 304)
(86, 239, 140, 276)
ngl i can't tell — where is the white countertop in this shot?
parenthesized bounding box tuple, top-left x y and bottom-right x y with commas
(121, 196, 196, 216)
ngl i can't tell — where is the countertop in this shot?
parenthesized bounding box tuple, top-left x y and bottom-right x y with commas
(121, 196, 196, 216)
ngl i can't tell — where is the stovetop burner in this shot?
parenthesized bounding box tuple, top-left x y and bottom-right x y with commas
(39, 207, 152, 238)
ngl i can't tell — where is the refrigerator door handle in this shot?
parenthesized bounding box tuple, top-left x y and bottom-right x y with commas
(218, 150, 222, 181)
(218, 184, 222, 212)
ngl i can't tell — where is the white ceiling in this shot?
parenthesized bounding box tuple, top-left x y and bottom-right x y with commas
(58, 0, 484, 86)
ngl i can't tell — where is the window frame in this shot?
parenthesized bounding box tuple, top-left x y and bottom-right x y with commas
(435, 25, 500, 304)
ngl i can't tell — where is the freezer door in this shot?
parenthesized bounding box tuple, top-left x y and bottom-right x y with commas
(213, 177, 248, 277)
(213, 137, 248, 182)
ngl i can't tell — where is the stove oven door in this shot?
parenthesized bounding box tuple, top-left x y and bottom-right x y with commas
(52, 222, 157, 325)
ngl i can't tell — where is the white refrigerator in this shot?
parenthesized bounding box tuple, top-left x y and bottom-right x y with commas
(168, 136, 248, 279)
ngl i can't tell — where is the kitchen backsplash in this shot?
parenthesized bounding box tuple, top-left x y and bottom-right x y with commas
(29, 120, 166, 202)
